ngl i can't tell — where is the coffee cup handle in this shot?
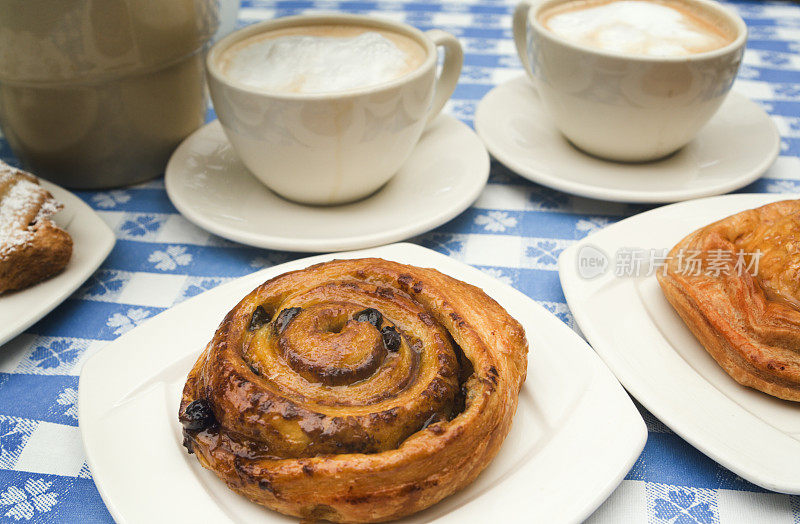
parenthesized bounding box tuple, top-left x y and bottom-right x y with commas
(513, 0, 538, 82)
(424, 30, 464, 127)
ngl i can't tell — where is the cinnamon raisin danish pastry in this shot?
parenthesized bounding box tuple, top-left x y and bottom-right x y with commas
(179, 258, 528, 522)
(658, 200, 800, 401)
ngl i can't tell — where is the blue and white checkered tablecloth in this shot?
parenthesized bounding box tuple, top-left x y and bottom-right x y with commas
(1, 0, 799, 522)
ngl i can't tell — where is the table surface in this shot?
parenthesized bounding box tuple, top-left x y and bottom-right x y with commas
(1, 0, 799, 522)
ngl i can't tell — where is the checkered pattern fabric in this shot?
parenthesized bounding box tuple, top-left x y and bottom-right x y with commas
(0, 0, 799, 522)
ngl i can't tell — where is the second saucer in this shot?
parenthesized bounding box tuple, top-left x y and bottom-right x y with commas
(165, 116, 489, 253)
(475, 76, 780, 204)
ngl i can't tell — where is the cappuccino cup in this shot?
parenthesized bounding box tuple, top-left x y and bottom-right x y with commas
(513, 0, 747, 162)
(206, 14, 463, 205)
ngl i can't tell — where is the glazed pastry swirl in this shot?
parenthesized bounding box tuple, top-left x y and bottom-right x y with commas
(179, 258, 528, 523)
(658, 200, 800, 401)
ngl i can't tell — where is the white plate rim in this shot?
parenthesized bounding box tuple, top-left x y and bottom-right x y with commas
(79, 242, 646, 523)
(475, 77, 780, 204)
(558, 193, 800, 494)
(164, 116, 490, 253)
(1, 179, 115, 346)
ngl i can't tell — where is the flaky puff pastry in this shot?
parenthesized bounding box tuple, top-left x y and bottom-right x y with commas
(658, 200, 800, 401)
(0, 162, 72, 294)
(179, 258, 528, 522)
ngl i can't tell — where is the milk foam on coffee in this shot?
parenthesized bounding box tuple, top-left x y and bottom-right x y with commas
(222, 27, 425, 94)
(542, 0, 732, 57)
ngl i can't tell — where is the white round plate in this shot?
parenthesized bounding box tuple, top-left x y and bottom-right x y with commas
(1, 179, 115, 347)
(79, 242, 646, 523)
(475, 76, 780, 204)
(559, 193, 800, 494)
(165, 116, 489, 253)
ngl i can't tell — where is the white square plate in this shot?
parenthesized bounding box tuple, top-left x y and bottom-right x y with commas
(559, 194, 800, 495)
(79, 243, 646, 523)
(1, 180, 115, 346)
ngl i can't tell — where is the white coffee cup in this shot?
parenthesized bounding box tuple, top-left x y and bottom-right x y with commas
(513, 0, 747, 162)
(206, 14, 463, 205)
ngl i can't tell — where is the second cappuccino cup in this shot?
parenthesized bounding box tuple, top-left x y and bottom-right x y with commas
(207, 14, 463, 205)
(513, 0, 747, 162)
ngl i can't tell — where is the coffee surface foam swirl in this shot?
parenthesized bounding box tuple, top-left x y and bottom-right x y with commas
(221, 26, 426, 94)
(541, 0, 733, 57)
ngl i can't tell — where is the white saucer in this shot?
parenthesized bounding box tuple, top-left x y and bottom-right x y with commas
(165, 116, 489, 253)
(80, 243, 646, 524)
(475, 76, 780, 204)
(559, 194, 800, 494)
(1, 180, 115, 347)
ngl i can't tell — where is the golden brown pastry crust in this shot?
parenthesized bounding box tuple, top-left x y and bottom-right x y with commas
(0, 162, 72, 294)
(657, 200, 800, 401)
(179, 258, 528, 522)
